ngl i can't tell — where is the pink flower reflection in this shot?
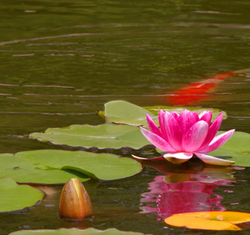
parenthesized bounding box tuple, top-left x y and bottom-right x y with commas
(140, 175, 226, 220)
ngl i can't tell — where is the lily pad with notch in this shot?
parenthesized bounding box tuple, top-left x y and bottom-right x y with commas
(0, 153, 89, 184)
(30, 123, 150, 150)
(101, 100, 227, 126)
(0, 150, 143, 184)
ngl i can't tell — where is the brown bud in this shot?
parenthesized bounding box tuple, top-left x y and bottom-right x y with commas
(59, 178, 92, 220)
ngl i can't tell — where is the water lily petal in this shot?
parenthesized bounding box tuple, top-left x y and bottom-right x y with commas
(164, 112, 182, 151)
(163, 152, 193, 164)
(199, 129, 235, 153)
(179, 110, 199, 135)
(158, 110, 167, 139)
(198, 113, 223, 151)
(131, 154, 165, 161)
(195, 153, 235, 166)
(182, 120, 209, 152)
(140, 127, 176, 152)
(199, 111, 212, 124)
(171, 111, 180, 120)
(146, 113, 162, 137)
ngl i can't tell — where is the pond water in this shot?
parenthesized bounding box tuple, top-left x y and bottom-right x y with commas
(1, 0, 250, 234)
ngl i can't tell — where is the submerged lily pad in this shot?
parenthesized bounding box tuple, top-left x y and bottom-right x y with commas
(164, 211, 250, 230)
(0, 177, 44, 212)
(102, 100, 227, 126)
(9, 228, 151, 235)
(210, 131, 250, 167)
(0, 150, 142, 184)
(30, 124, 150, 150)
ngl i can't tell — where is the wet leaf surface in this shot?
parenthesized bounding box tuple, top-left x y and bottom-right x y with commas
(0, 178, 44, 212)
(164, 211, 250, 230)
(9, 228, 152, 235)
(0, 150, 142, 184)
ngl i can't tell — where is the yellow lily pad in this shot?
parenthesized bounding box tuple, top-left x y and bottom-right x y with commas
(164, 211, 250, 230)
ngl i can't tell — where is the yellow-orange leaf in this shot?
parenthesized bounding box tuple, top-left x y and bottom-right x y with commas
(164, 211, 250, 230)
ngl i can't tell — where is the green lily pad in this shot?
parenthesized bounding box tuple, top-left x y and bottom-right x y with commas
(9, 228, 151, 235)
(30, 124, 150, 150)
(103, 100, 153, 126)
(30, 101, 226, 150)
(0, 177, 44, 212)
(0, 150, 142, 184)
(0, 153, 89, 184)
(17, 150, 142, 181)
(102, 100, 227, 126)
(155, 131, 250, 167)
(210, 131, 250, 167)
(144, 106, 227, 121)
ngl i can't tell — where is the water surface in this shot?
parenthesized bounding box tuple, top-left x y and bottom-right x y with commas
(1, 0, 250, 234)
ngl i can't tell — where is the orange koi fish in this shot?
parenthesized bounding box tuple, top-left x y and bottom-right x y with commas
(168, 69, 250, 106)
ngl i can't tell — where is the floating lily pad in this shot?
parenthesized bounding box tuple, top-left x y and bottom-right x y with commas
(30, 124, 150, 150)
(102, 100, 227, 126)
(17, 150, 142, 181)
(138, 131, 249, 167)
(30, 101, 227, 150)
(164, 211, 250, 230)
(9, 228, 152, 235)
(0, 150, 142, 184)
(102, 100, 153, 126)
(0, 153, 89, 184)
(0, 177, 44, 212)
(210, 131, 250, 167)
(144, 105, 227, 121)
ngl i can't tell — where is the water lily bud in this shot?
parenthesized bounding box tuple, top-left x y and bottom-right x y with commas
(59, 178, 92, 220)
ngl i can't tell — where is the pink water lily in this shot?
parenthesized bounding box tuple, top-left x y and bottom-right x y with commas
(133, 110, 235, 166)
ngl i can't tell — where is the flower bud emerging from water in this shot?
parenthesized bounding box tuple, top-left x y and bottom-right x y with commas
(59, 178, 92, 220)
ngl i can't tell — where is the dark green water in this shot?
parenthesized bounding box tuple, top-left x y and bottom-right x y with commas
(1, 0, 250, 234)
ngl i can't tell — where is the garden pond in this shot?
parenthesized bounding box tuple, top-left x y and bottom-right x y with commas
(1, 0, 250, 234)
